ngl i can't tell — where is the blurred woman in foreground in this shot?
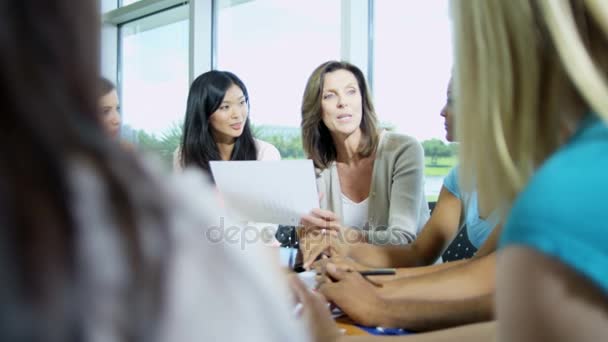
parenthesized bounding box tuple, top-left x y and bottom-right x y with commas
(0, 1, 306, 341)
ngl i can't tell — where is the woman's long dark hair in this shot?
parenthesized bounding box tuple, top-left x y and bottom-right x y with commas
(99, 77, 116, 97)
(180, 71, 258, 173)
(0, 1, 169, 340)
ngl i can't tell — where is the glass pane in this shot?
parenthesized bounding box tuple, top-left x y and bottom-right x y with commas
(119, 5, 189, 166)
(121, 0, 142, 6)
(216, 0, 341, 159)
(373, 1, 454, 201)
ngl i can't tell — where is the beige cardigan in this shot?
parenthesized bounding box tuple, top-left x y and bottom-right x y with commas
(316, 132, 429, 245)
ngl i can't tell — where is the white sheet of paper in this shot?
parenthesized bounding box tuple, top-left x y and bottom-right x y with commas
(210, 160, 319, 225)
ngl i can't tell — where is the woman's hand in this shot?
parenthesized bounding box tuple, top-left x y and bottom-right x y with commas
(289, 275, 340, 342)
(300, 209, 343, 236)
(318, 264, 387, 328)
(299, 209, 366, 268)
(298, 235, 329, 270)
(312, 255, 367, 275)
(301, 209, 367, 244)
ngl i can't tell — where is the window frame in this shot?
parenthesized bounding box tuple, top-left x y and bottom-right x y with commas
(102, 0, 373, 87)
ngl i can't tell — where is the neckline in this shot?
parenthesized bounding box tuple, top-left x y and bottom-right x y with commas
(341, 192, 370, 205)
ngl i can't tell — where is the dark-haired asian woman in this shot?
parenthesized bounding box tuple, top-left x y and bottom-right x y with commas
(174, 70, 280, 172)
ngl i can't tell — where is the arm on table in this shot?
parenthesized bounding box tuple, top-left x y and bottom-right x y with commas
(348, 186, 463, 268)
(360, 254, 496, 330)
(384, 224, 502, 280)
(380, 294, 494, 332)
(320, 264, 494, 331)
(380, 252, 496, 300)
(337, 321, 496, 342)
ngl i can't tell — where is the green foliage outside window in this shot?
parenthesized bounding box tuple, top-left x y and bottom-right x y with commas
(132, 123, 306, 169)
(131, 123, 458, 179)
(421, 138, 458, 177)
(134, 123, 183, 169)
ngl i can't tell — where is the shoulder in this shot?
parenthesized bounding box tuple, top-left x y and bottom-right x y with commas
(534, 115, 608, 197)
(380, 131, 422, 151)
(510, 124, 608, 225)
(442, 165, 460, 197)
(315, 163, 335, 181)
(254, 138, 281, 161)
(165, 168, 218, 220)
(502, 117, 608, 250)
(376, 132, 424, 166)
(159, 168, 307, 341)
(119, 140, 136, 152)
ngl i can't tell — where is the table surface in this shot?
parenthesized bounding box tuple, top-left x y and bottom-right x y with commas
(335, 316, 369, 336)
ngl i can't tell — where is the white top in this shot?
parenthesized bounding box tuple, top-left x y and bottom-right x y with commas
(316, 131, 429, 244)
(254, 138, 281, 161)
(341, 193, 370, 230)
(70, 160, 306, 342)
(173, 138, 281, 170)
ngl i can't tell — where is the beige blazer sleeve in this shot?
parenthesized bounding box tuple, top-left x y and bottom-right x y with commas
(366, 137, 429, 245)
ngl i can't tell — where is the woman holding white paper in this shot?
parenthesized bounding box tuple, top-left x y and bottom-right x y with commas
(174, 70, 280, 174)
(298, 61, 429, 265)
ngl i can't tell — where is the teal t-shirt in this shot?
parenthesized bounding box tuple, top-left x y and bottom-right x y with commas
(443, 166, 499, 249)
(500, 114, 608, 293)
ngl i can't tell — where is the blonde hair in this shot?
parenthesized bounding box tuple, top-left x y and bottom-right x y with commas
(452, 0, 608, 215)
(301, 61, 379, 169)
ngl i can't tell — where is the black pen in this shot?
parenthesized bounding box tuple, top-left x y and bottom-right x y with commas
(315, 268, 396, 276)
(358, 268, 396, 276)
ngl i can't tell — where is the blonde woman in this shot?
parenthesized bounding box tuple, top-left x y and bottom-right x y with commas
(298, 61, 429, 266)
(295, 0, 608, 341)
(454, 0, 608, 340)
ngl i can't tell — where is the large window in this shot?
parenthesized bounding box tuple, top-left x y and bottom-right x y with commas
(104, 0, 455, 184)
(119, 4, 189, 165)
(216, 0, 343, 159)
(373, 1, 453, 200)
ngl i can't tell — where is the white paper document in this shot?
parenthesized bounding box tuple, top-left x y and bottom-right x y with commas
(210, 160, 319, 225)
